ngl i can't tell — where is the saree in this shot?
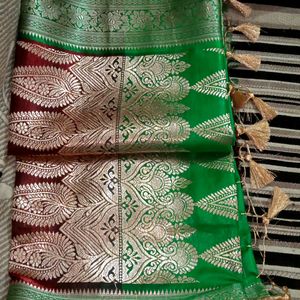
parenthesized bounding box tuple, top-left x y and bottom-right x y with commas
(6, 0, 268, 299)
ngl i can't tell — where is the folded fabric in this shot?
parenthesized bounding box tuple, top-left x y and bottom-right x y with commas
(18, 0, 223, 54)
(8, 41, 233, 155)
(6, 0, 268, 299)
(8, 153, 267, 299)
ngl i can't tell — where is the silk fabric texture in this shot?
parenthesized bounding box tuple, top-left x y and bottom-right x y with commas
(7, 0, 268, 299)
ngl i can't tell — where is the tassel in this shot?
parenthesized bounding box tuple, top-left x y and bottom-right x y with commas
(230, 89, 252, 109)
(264, 295, 291, 300)
(263, 187, 291, 225)
(252, 96, 278, 121)
(227, 0, 252, 17)
(262, 286, 291, 300)
(230, 88, 278, 120)
(227, 51, 261, 71)
(244, 154, 275, 189)
(236, 120, 270, 151)
(230, 23, 260, 42)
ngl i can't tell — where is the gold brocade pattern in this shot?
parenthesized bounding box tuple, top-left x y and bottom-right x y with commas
(10, 155, 242, 283)
(19, 0, 221, 51)
(9, 42, 232, 155)
(200, 237, 242, 273)
(195, 184, 239, 220)
(197, 153, 235, 173)
(17, 41, 81, 65)
(8, 41, 240, 287)
(11, 156, 198, 283)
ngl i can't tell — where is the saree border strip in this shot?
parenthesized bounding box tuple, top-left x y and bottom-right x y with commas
(8, 281, 268, 299)
(226, 0, 293, 298)
(19, 0, 222, 53)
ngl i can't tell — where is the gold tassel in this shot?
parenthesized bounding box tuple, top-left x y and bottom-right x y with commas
(252, 96, 278, 121)
(227, 51, 261, 71)
(264, 296, 291, 300)
(236, 120, 270, 151)
(263, 286, 291, 300)
(230, 23, 260, 42)
(244, 154, 275, 189)
(230, 88, 278, 120)
(227, 0, 252, 17)
(263, 187, 291, 225)
(230, 89, 252, 109)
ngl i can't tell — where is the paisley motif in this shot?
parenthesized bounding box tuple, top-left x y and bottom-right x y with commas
(197, 153, 235, 173)
(12, 182, 77, 227)
(10, 232, 76, 280)
(12, 66, 82, 108)
(200, 237, 243, 273)
(17, 41, 81, 64)
(16, 156, 76, 178)
(10, 155, 205, 283)
(191, 70, 227, 99)
(196, 184, 238, 220)
(193, 114, 233, 144)
(9, 111, 76, 151)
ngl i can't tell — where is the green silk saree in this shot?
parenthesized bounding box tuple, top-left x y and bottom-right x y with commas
(6, 0, 268, 299)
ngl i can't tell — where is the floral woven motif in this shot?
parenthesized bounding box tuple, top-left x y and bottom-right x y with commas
(19, 0, 222, 53)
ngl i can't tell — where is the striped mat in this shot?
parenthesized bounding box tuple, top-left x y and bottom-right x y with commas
(0, 1, 20, 299)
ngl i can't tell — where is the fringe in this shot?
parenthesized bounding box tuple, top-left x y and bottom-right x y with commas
(230, 88, 278, 121)
(226, 0, 252, 17)
(227, 51, 261, 71)
(263, 187, 291, 225)
(236, 120, 270, 151)
(229, 23, 260, 42)
(239, 145, 275, 189)
(226, 1, 291, 295)
(248, 158, 275, 189)
(252, 97, 278, 121)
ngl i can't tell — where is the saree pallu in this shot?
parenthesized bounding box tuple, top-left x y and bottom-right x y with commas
(7, 0, 268, 299)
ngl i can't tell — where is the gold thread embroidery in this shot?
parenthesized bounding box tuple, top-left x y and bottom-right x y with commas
(195, 184, 239, 220)
(191, 70, 228, 99)
(17, 41, 81, 64)
(200, 237, 243, 273)
(16, 156, 76, 178)
(197, 153, 235, 173)
(10, 232, 76, 280)
(10, 43, 233, 154)
(9, 111, 76, 151)
(12, 182, 77, 227)
(10, 156, 202, 283)
(12, 66, 82, 108)
(20, 0, 221, 51)
(192, 114, 233, 144)
(9, 281, 268, 298)
(204, 48, 225, 55)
